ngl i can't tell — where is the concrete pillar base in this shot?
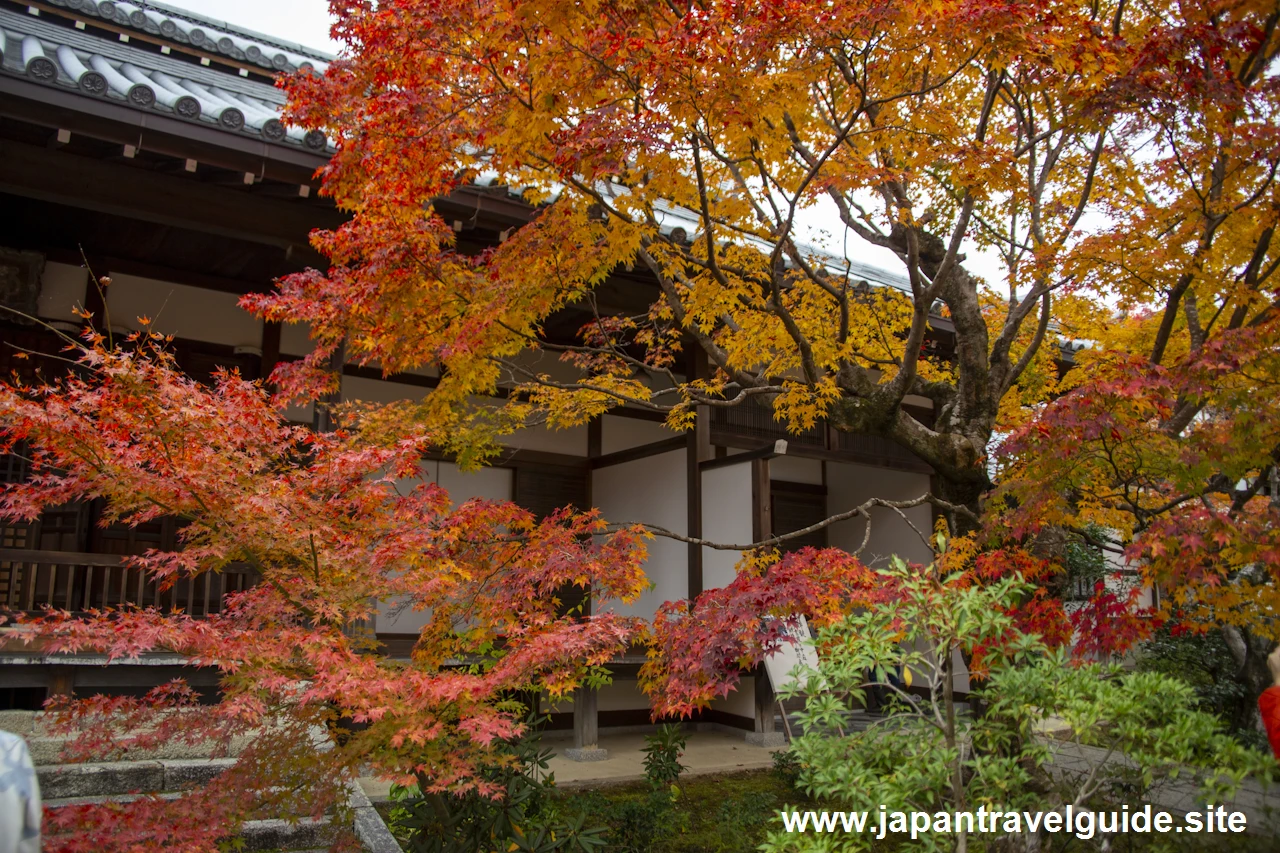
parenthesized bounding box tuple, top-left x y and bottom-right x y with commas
(744, 731, 788, 748)
(563, 747, 610, 762)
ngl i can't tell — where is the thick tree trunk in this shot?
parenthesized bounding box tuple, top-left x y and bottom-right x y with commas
(1222, 624, 1273, 734)
(826, 399, 991, 535)
(933, 472, 988, 537)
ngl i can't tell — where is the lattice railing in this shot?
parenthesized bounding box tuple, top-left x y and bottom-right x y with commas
(0, 549, 257, 616)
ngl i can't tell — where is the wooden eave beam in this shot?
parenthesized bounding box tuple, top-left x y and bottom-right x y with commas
(588, 436, 687, 470)
(699, 439, 789, 471)
(45, 250, 277, 297)
(0, 139, 339, 263)
(434, 186, 539, 229)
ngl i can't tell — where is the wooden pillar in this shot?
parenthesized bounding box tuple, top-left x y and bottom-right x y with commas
(751, 458, 773, 543)
(583, 412, 601, 612)
(314, 339, 345, 433)
(686, 349, 711, 603)
(564, 685, 608, 761)
(686, 423, 703, 603)
(260, 320, 282, 383)
(587, 416, 603, 460)
(746, 667, 786, 747)
(47, 665, 74, 700)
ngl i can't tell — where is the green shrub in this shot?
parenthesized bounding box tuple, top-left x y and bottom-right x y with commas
(642, 722, 688, 789)
(1137, 619, 1270, 751)
(389, 715, 607, 853)
(761, 557, 1275, 853)
(604, 789, 680, 853)
(771, 748, 803, 788)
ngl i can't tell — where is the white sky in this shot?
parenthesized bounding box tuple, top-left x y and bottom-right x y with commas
(169, 0, 341, 54)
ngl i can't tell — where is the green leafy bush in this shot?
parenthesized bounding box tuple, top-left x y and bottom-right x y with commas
(389, 715, 607, 853)
(1137, 618, 1269, 751)
(761, 557, 1275, 852)
(604, 789, 681, 853)
(642, 722, 688, 789)
(771, 748, 803, 788)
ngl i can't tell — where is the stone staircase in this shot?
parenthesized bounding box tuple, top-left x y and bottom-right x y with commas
(1, 710, 402, 852)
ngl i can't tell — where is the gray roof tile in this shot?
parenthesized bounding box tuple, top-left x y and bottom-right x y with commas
(50, 0, 332, 71)
(0, 5, 330, 152)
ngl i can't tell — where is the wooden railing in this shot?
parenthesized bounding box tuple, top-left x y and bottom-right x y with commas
(0, 548, 257, 616)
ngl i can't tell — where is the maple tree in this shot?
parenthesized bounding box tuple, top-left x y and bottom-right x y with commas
(257, 0, 1280, 713)
(2, 0, 1278, 845)
(990, 0, 1280, 716)
(255, 0, 1145, 515)
(0, 328, 648, 852)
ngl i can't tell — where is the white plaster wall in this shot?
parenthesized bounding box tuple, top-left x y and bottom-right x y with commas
(701, 463, 753, 590)
(826, 462, 933, 567)
(904, 646, 970, 695)
(592, 450, 687, 619)
(437, 461, 513, 504)
(770, 456, 823, 485)
(540, 680, 653, 713)
(105, 273, 262, 347)
(495, 351, 592, 456)
(598, 680, 651, 711)
(1102, 537, 1155, 608)
(340, 375, 429, 406)
(710, 676, 755, 719)
(283, 402, 316, 425)
(825, 462, 970, 693)
(953, 647, 970, 693)
(505, 423, 588, 456)
(374, 603, 433, 636)
(38, 261, 87, 322)
(279, 321, 314, 357)
(374, 461, 513, 634)
(602, 415, 675, 454)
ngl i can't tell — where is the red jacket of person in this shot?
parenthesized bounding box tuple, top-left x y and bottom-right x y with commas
(1260, 686, 1280, 760)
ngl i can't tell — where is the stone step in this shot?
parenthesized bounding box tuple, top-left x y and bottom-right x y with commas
(45, 791, 180, 809)
(38, 758, 236, 799)
(33, 759, 403, 852)
(5, 713, 401, 851)
(1, 709, 255, 764)
(240, 817, 337, 852)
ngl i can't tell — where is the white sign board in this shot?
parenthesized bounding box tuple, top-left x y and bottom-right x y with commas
(763, 615, 816, 691)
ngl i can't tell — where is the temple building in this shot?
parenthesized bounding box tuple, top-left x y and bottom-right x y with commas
(0, 0, 945, 755)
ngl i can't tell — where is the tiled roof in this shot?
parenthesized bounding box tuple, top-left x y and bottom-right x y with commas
(5, 3, 910, 293)
(0, 4, 330, 152)
(45, 0, 333, 71)
(640, 197, 913, 294)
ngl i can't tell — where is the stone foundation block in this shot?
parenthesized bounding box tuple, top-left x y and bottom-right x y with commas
(744, 731, 788, 748)
(563, 747, 610, 762)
